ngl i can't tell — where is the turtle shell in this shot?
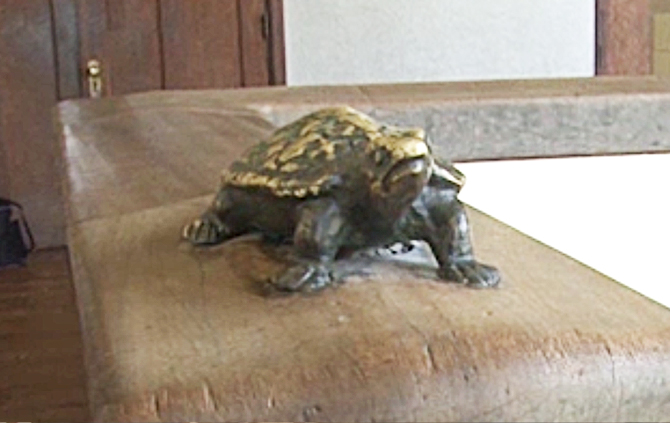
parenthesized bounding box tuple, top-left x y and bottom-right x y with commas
(222, 106, 431, 198)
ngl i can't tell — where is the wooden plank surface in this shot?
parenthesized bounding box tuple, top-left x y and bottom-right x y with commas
(0, 248, 89, 422)
(160, 0, 243, 89)
(69, 197, 670, 422)
(57, 104, 273, 224)
(57, 87, 670, 421)
(0, 0, 64, 247)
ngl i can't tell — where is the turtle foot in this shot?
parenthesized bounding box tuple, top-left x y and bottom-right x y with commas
(271, 263, 334, 293)
(438, 260, 500, 289)
(182, 213, 231, 245)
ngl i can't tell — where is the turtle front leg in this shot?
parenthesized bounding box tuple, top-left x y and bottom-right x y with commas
(272, 198, 349, 293)
(182, 188, 239, 245)
(416, 188, 500, 288)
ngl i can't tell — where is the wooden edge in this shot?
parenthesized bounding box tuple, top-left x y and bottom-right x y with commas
(57, 76, 670, 109)
(56, 76, 670, 161)
(53, 105, 73, 230)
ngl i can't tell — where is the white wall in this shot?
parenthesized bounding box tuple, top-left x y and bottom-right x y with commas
(457, 155, 670, 308)
(284, 0, 595, 86)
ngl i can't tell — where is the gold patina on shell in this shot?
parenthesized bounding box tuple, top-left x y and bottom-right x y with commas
(222, 106, 459, 197)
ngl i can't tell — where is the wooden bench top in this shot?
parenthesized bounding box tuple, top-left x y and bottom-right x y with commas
(56, 78, 670, 422)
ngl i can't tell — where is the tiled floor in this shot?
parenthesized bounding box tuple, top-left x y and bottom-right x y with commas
(0, 248, 89, 422)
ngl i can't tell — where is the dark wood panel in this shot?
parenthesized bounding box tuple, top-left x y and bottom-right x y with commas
(238, 0, 285, 86)
(0, 140, 9, 199)
(239, 0, 270, 87)
(78, 0, 162, 95)
(50, 0, 81, 99)
(160, 0, 243, 89)
(0, 0, 64, 247)
(596, 0, 652, 75)
(268, 0, 286, 85)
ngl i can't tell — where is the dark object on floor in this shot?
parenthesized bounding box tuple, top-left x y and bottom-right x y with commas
(183, 107, 500, 292)
(0, 197, 35, 268)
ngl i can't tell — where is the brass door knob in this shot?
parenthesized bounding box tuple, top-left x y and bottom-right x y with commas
(86, 59, 103, 98)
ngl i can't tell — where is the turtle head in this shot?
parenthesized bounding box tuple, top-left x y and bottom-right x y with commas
(368, 127, 433, 219)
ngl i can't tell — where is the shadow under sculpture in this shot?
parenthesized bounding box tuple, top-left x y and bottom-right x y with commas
(183, 106, 499, 293)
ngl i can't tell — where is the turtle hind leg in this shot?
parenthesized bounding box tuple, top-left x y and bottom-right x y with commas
(182, 188, 242, 246)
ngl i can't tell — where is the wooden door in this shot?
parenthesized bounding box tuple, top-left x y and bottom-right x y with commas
(160, 0, 242, 89)
(77, 0, 163, 96)
(74, 0, 285, 96)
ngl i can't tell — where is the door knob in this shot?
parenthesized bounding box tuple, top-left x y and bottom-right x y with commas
(86, 59, 103, 98)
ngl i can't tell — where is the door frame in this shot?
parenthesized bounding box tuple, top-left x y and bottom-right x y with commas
(595, 0, 653, 75)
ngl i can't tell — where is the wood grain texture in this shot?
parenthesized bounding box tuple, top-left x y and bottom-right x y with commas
(69, 200, 670, 422)
(597, 0, 652, 75)
(268, 0, 286, 85)
(160, 0, 243, 89)
(50, 0, 82, 99)
(0, 248, 89, 422)
(77, 0, 162, 95)
(237, 0, 285, 86)
(0, 138, 9, 198)
(57, 87, 670, 421)
(57, 103, 273, 223)
(0, 0, 65, 247)
(239, 0, 270, 87)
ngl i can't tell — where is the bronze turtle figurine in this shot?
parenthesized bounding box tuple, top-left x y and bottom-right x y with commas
(183, 106, 500, 292)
